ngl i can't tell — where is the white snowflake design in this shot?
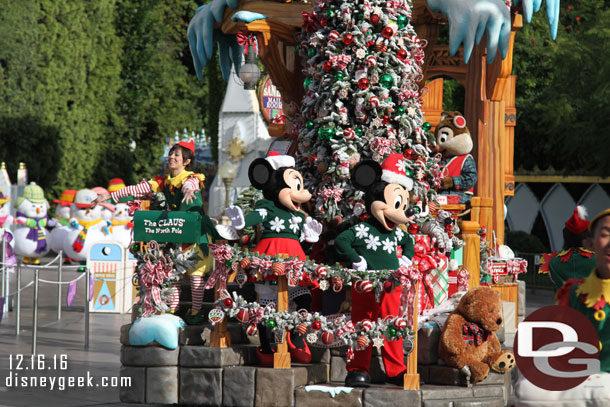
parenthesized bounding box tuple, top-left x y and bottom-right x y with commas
(396, 158, 408, 173)
(395, 228, 404, 241)
(255, 208, 268, 220)
(365, 235, 381, 251)
(355, 224, 370, 239)
(289, 217, 301, 233)
(382, 237, 395, 254)
(269, 217, 285, 232)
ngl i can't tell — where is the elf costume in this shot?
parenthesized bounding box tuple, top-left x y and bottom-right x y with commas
(539, 206, 596, 290)
(557, 270, 610, 371)
(110, 140, 219, 323)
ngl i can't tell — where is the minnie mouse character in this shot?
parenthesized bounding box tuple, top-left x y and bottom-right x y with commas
(335, 153, 415, 387)
(226, 151, 322, 365)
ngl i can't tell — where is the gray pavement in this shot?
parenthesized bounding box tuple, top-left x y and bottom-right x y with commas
(0, 262, 141, 406)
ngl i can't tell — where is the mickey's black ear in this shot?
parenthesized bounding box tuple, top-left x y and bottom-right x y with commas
(351, 160, 382, 190)
(248, 158, 274, 190)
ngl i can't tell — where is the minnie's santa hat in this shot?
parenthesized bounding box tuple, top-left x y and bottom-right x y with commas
(565, 206, 590, 235)
(265, 151, 295, 169)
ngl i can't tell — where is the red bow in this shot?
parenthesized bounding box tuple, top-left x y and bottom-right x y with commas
(127, 200, 142, 216)
(329, 54, 352, 69)
(236, 31, 258, 55)
(321, 188, 344, 202)
(302, 11, 319, 33)
(140, 257, 173, 317)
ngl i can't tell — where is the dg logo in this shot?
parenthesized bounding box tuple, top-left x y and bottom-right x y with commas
(514, 305, 600, 391)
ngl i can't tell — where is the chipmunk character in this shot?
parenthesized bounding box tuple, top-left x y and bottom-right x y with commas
(435, 111, 477, 204)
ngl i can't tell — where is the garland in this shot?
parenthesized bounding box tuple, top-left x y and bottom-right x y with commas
(211, 290, 414, 358)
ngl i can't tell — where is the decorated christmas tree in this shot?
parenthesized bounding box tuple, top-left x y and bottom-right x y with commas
(297, 0, 442, 226)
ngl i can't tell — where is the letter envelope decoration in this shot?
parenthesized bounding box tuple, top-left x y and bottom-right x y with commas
(133, 211, 202, 243)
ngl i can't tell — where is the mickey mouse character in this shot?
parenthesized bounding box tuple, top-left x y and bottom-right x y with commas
(335, 153, 415, 387)
(226, 151, 322, 365)
(435, 111, 478, 204)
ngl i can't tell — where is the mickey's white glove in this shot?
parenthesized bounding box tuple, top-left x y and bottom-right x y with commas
(352, 256, 368, 271)
(303, 217, 323, 243)
(399, 256, 413, 267)
(225, 206, 245, 230)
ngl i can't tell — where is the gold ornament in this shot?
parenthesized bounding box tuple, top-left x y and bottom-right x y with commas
(227, 137, 247, 162)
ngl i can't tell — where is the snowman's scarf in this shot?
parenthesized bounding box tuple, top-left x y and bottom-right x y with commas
(15, 211, 48, 254)
(72, 218, 103, 253)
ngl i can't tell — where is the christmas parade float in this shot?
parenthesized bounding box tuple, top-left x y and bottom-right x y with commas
(117, 0, 559, 405)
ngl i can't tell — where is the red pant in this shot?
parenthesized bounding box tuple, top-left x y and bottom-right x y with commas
(347, 285, 406, 378)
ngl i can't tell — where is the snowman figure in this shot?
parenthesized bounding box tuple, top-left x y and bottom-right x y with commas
(92, 186, 114, 238)
(111, 199, 133, 249)
(48, 189, 76, 256)
(63, 189, 107, 262)
(13, 183, 51, 264)
(0, 189, 16, 267)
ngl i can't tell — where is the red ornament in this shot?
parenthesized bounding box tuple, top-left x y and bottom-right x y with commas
(394, 317, 407, 329)
(357, 335, 369, 348)
(323, 61, 333, 72)
(246, 324, 258, 336)
(240, 258, 251, 269)
(358, 78, 370, 90)
(342, 33, 354, 45)
(408, 223, 420, 234)
(320, 18, 328, 27)
(370, 14, 380, 24)
(316, 265, 328, 278)
(382, 26, 394, 39)
(321, 331, 335, 344)
(223, 298, 234, 308)
(403, 148, 415, 159)
(240, 235, 250, 245)
(445, 224, 453, 232)
(382, 115, 390, 125)
(366, 40, 375, 48)
(360, 280, 373, 292)
(383, 280, 394, 293)
(312, 320, 322, 330)
(272, 262, 285, 276)
(344, 128, 355, 140)
(361, 319, 373, 331)
(236, 309, 249, 323)
(296, 323, 307, 335)
(397, 49, 408, 60)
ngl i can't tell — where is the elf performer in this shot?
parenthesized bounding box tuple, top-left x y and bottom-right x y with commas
(226, 152, 322, 365)
(335, 154, 415, 387)
(539, 206, 596, 291)
(557, 208, 610, 371)
(91, 139, 219, 324)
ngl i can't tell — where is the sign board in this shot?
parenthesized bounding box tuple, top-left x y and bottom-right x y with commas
(133, 211, 201, 243)
(87, 241, 125, 313)
(258, 75, 283, 124)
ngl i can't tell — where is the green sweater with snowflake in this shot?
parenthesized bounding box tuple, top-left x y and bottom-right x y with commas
(335, 218, 414, 270)
(244, 199, 306, 241)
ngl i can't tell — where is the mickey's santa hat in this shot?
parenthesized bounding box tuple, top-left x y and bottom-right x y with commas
(265, 151, 295, 169)
(565, 206, 590, 235)
(380, 153, 413, 191)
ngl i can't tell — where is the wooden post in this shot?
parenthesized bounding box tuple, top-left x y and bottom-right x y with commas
(404, 281, 420, 390)
(459, 220, 481, 289)
(274, 275, 291, 368)
(211, 277, 231, 348)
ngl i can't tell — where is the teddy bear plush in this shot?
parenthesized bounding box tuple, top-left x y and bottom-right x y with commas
(438, 286, 515, 383)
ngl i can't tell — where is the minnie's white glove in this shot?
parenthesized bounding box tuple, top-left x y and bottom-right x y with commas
(303, 217, 323, 243)
(352, 256, 368, 271)
(225, 206, 245, 230)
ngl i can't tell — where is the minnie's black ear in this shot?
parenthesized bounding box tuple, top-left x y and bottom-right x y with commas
(351, 160, 382, 191)
(248, 158, 274, 190)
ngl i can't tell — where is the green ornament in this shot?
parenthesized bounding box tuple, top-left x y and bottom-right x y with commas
(422, 122, 432, 131)
(396, 107, 405, 116)
(325, 10, 333, 18)
(397, 15, 407, 28)
(405, 169, 413, 177)
(130, 243, 140, 252)
(306, 120, 315, 130)
(318, 126, 335, 140)
(295, 45, 300, 51)
(334, 72, 344, 81)
(266, 319, 277, 328)
(304, 77, 313, 89)
(379, 74, 394, 89)
(357, 13, 364, 20)
(307, 48, 316, 57)
(355, 128, 364, 137)
(387, 326, 397, 337)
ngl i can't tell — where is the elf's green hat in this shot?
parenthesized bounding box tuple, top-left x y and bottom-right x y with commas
(15, 183, 45, 207)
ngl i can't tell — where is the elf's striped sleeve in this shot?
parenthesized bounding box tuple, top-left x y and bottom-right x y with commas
(182, 177, 200, 192)
(110, 179, 151, 203)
